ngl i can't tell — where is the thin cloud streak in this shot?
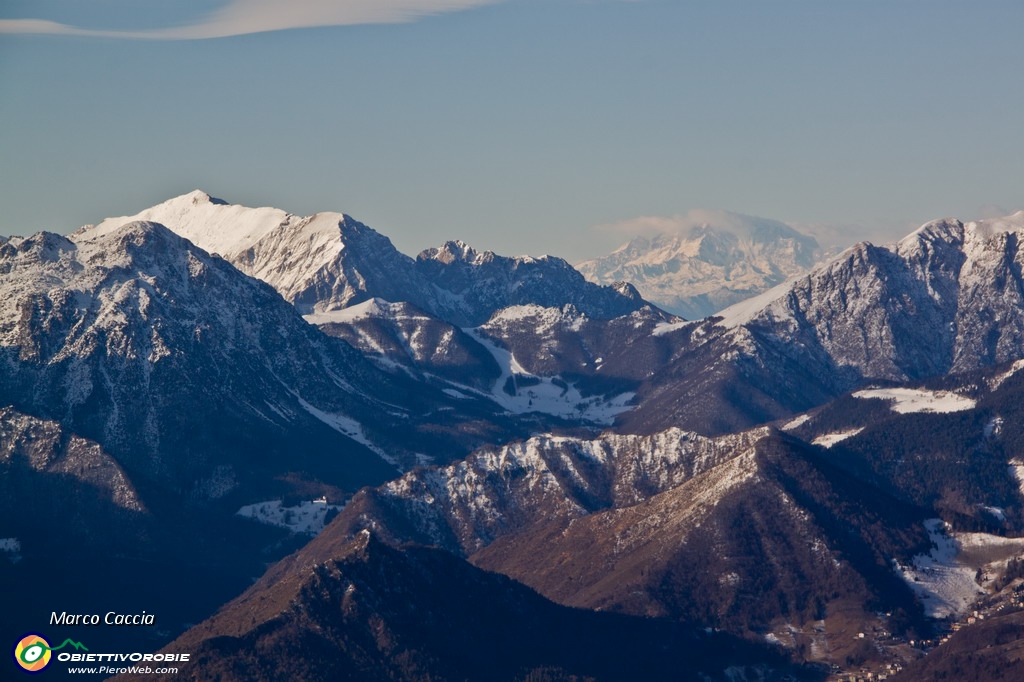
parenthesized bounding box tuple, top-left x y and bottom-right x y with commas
(0, 0, 502, 40)
(594, 210, 786, 238)
(594, 210, 905, 251)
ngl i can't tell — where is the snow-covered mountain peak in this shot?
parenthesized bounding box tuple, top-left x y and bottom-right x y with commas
(92, 217, 184, 246)
(892, 211, 1024, 270)
(966, 209, 1024, 237)
(4, 230, 77, 265)
(673, 208, 1024, 417)
(716, 210, 1024, 332)
(418, 239, 490, 265)
(70, 220, 216, 276)
(578, 212, 823, 319)
(1, 219, 252, 358)
(610, 281, 643, 299)
(78, 192, 417, 315)
(79, 192, 654, 325)
(418, 241, 566, 268)
(1, 221, 204, 296)
(897, 211, 1024, 248)
(175, 189, 228, 206)
(82, 190, 295, 257)
(895, 217, 964, 254)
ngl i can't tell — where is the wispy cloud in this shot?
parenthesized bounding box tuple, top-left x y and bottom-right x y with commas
(595, 209, 786, 238)
(977, 204, 1011, 220)
(0, 0, 501, 40)
(595, 209, 904, 250)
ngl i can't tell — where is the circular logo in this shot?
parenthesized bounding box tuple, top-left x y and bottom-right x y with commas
(14, 635, 51, 673)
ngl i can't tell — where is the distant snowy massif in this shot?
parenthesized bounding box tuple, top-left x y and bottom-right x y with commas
(577, 211, 828, 319)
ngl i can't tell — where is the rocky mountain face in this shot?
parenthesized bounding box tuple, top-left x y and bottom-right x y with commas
(269, 353, 1024, 676)
(4, 216, 612, 488)
(142, 532, 818, 682)
(88, 191, 650, 326)
(415, 239, 649, 325)
(308, 299, 503, 391)
(312, 298, 677, 425)
(167, 205, 1024, 678)
(323, 424, 934, 651)
(1, 220, 409, 498)
(577, 212, 824, 319)
(334, 427, 774, 555)
(778, 363, 1024, 529)
(84, 192, 681, 429)
(0, 405, 145, 551)
(741, 214, 1024, 379)
(619, 211, 1024, 435)
(0, 215, 631, 658)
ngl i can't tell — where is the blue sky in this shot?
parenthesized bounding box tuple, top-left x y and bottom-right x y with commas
(2, 0, 1022, 261)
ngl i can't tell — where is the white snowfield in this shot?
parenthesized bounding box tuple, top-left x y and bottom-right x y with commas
(894, 519, 1024, 619)
(302, 298, 441, 328)
(303, 297, 637, 424)
(712, 276, 804, 328)
(236, 498, 343, 535)
(989, 359, 1024, 391)
(467, 328, 634, 424)
(302, 300, 390, 326)
(781, 414, 811, 431)
(651, 319, 691, 336)
(485, 304, 587, 331)
(852, 387, 976, 414)
(811, 428, 864, 448)
(82, 189, 298, 257)
(78, 190, 371, 314)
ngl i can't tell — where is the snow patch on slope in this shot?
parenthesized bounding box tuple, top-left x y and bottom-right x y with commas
(989, 359, 1024, 390)
(894, 519, 984, 619)
(466, 328, 634, 424)
(782, 414, 811, 431)
(303, 299, 389, 325)
(852, 387, 976, 414)
(236, 498, 343, 535)
(652, 319, 692, 336)
(892, 520, 1024, 620)
(811, 428, 864, 448)
(295, 397, 399, 467)
(713, 277, 802, 328)
(487, 304, 587, 332)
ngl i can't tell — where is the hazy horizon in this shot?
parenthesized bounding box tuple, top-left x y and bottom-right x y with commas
(2, 0, 1021, 262)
